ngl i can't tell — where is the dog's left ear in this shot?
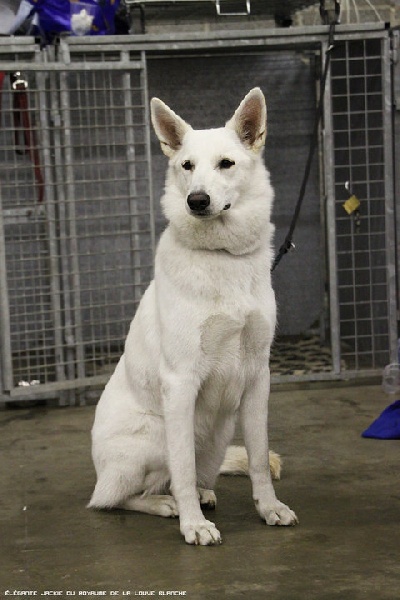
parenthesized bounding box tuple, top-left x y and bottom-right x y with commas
(226, 87, 267, 152)
(150, 98, 192, 158)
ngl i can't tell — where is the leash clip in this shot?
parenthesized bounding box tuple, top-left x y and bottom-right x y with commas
(271, 239, 295, 273)
(284, 240, 296, 253)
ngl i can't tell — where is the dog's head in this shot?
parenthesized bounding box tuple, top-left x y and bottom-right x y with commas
(150, 88, 267, 221)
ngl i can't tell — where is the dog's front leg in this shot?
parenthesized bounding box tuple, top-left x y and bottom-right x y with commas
(161, 372, 222, 545)
(240, 365, 298, 526)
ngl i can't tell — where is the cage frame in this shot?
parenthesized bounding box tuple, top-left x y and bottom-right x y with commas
(0, 23, 397, 403)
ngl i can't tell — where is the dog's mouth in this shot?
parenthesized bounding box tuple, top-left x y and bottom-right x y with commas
(190, 210, 215, 219)
(189, 204, 231, 219)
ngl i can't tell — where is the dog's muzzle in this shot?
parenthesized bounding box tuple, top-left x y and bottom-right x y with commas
(187, 192, 211, 216)
(186, 192, 231, 217)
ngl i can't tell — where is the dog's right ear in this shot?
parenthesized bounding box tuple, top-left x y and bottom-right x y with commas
(150, 98, 192, 158)
(226, 87, 267, 152)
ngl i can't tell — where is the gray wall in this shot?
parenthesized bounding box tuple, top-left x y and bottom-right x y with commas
(147, 52, 322, 335)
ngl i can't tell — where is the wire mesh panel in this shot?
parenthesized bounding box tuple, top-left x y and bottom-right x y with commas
(329, 36, 397, 371)
(0, 53, 61, 392)
(54, 49, 154, 387)
(0, 28, 398, 400)
(0, 43, 154, 400)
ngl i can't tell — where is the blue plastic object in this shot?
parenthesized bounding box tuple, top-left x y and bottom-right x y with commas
(362, 399, 400, 440)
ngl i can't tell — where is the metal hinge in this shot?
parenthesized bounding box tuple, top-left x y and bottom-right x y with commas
(215, 1, 251, 16)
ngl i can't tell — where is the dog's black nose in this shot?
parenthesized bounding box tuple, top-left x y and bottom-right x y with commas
(187, 192, 210, 212)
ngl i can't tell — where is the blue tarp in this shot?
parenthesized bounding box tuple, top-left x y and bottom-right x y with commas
(362, 399, 400, 440)
(16, 0, 121, 40)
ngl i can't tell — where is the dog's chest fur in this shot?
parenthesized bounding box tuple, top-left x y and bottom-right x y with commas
(156, 228, 275, 414)
(198, 310, 270, 414)
(200, 311, 270, 367)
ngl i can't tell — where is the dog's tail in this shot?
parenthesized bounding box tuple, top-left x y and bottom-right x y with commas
(219, 445, 281, 480)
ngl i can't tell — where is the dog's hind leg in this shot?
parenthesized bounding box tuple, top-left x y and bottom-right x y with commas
(120, 495, 178, 518)
(196, 414, 237, 496)
(88, 464, 145, 510)
(193, 415, 236, 514)
(198, 488, 217, 510)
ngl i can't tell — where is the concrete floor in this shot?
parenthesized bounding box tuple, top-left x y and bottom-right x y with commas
(1, 384, 399, 599)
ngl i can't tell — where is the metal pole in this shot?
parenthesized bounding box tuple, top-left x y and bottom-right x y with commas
(382, 35, 398, 363)
(36, 53, 67, 396)
(59, 39, 86, 403)
(141, 50, 156, 266)
(322, 40, 342, 374)
(0, 184, 14, 392)
(123, 52, 142, 307)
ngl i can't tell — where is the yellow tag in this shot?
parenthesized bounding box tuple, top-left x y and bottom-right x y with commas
(343, 195, 360, 215)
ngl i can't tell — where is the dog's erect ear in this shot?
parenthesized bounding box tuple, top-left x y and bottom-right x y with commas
(226, 87, 267, 152)
(150, 98, 192, 158)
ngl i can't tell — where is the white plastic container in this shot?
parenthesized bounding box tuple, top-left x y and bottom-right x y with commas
(382, 363, 400, 394)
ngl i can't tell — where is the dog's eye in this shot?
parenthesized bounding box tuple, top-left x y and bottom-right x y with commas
(219, 159, 235, 169)
(182, 160, 193, 171)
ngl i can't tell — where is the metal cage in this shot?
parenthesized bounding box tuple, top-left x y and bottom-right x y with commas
(324, 32, 398, 378)
(0, 39, 154, 404)
(0, 25, 398, 403)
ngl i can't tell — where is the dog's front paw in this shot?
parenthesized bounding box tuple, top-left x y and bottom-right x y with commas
(258, 499, 298, 526)
(180, 519, 222, 545)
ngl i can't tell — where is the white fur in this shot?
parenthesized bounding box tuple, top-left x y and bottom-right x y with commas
(88, 88, 298, 545)
(220, 445, 281, 480)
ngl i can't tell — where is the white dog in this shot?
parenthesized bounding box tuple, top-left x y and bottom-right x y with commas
(88, 88, 298, 545)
